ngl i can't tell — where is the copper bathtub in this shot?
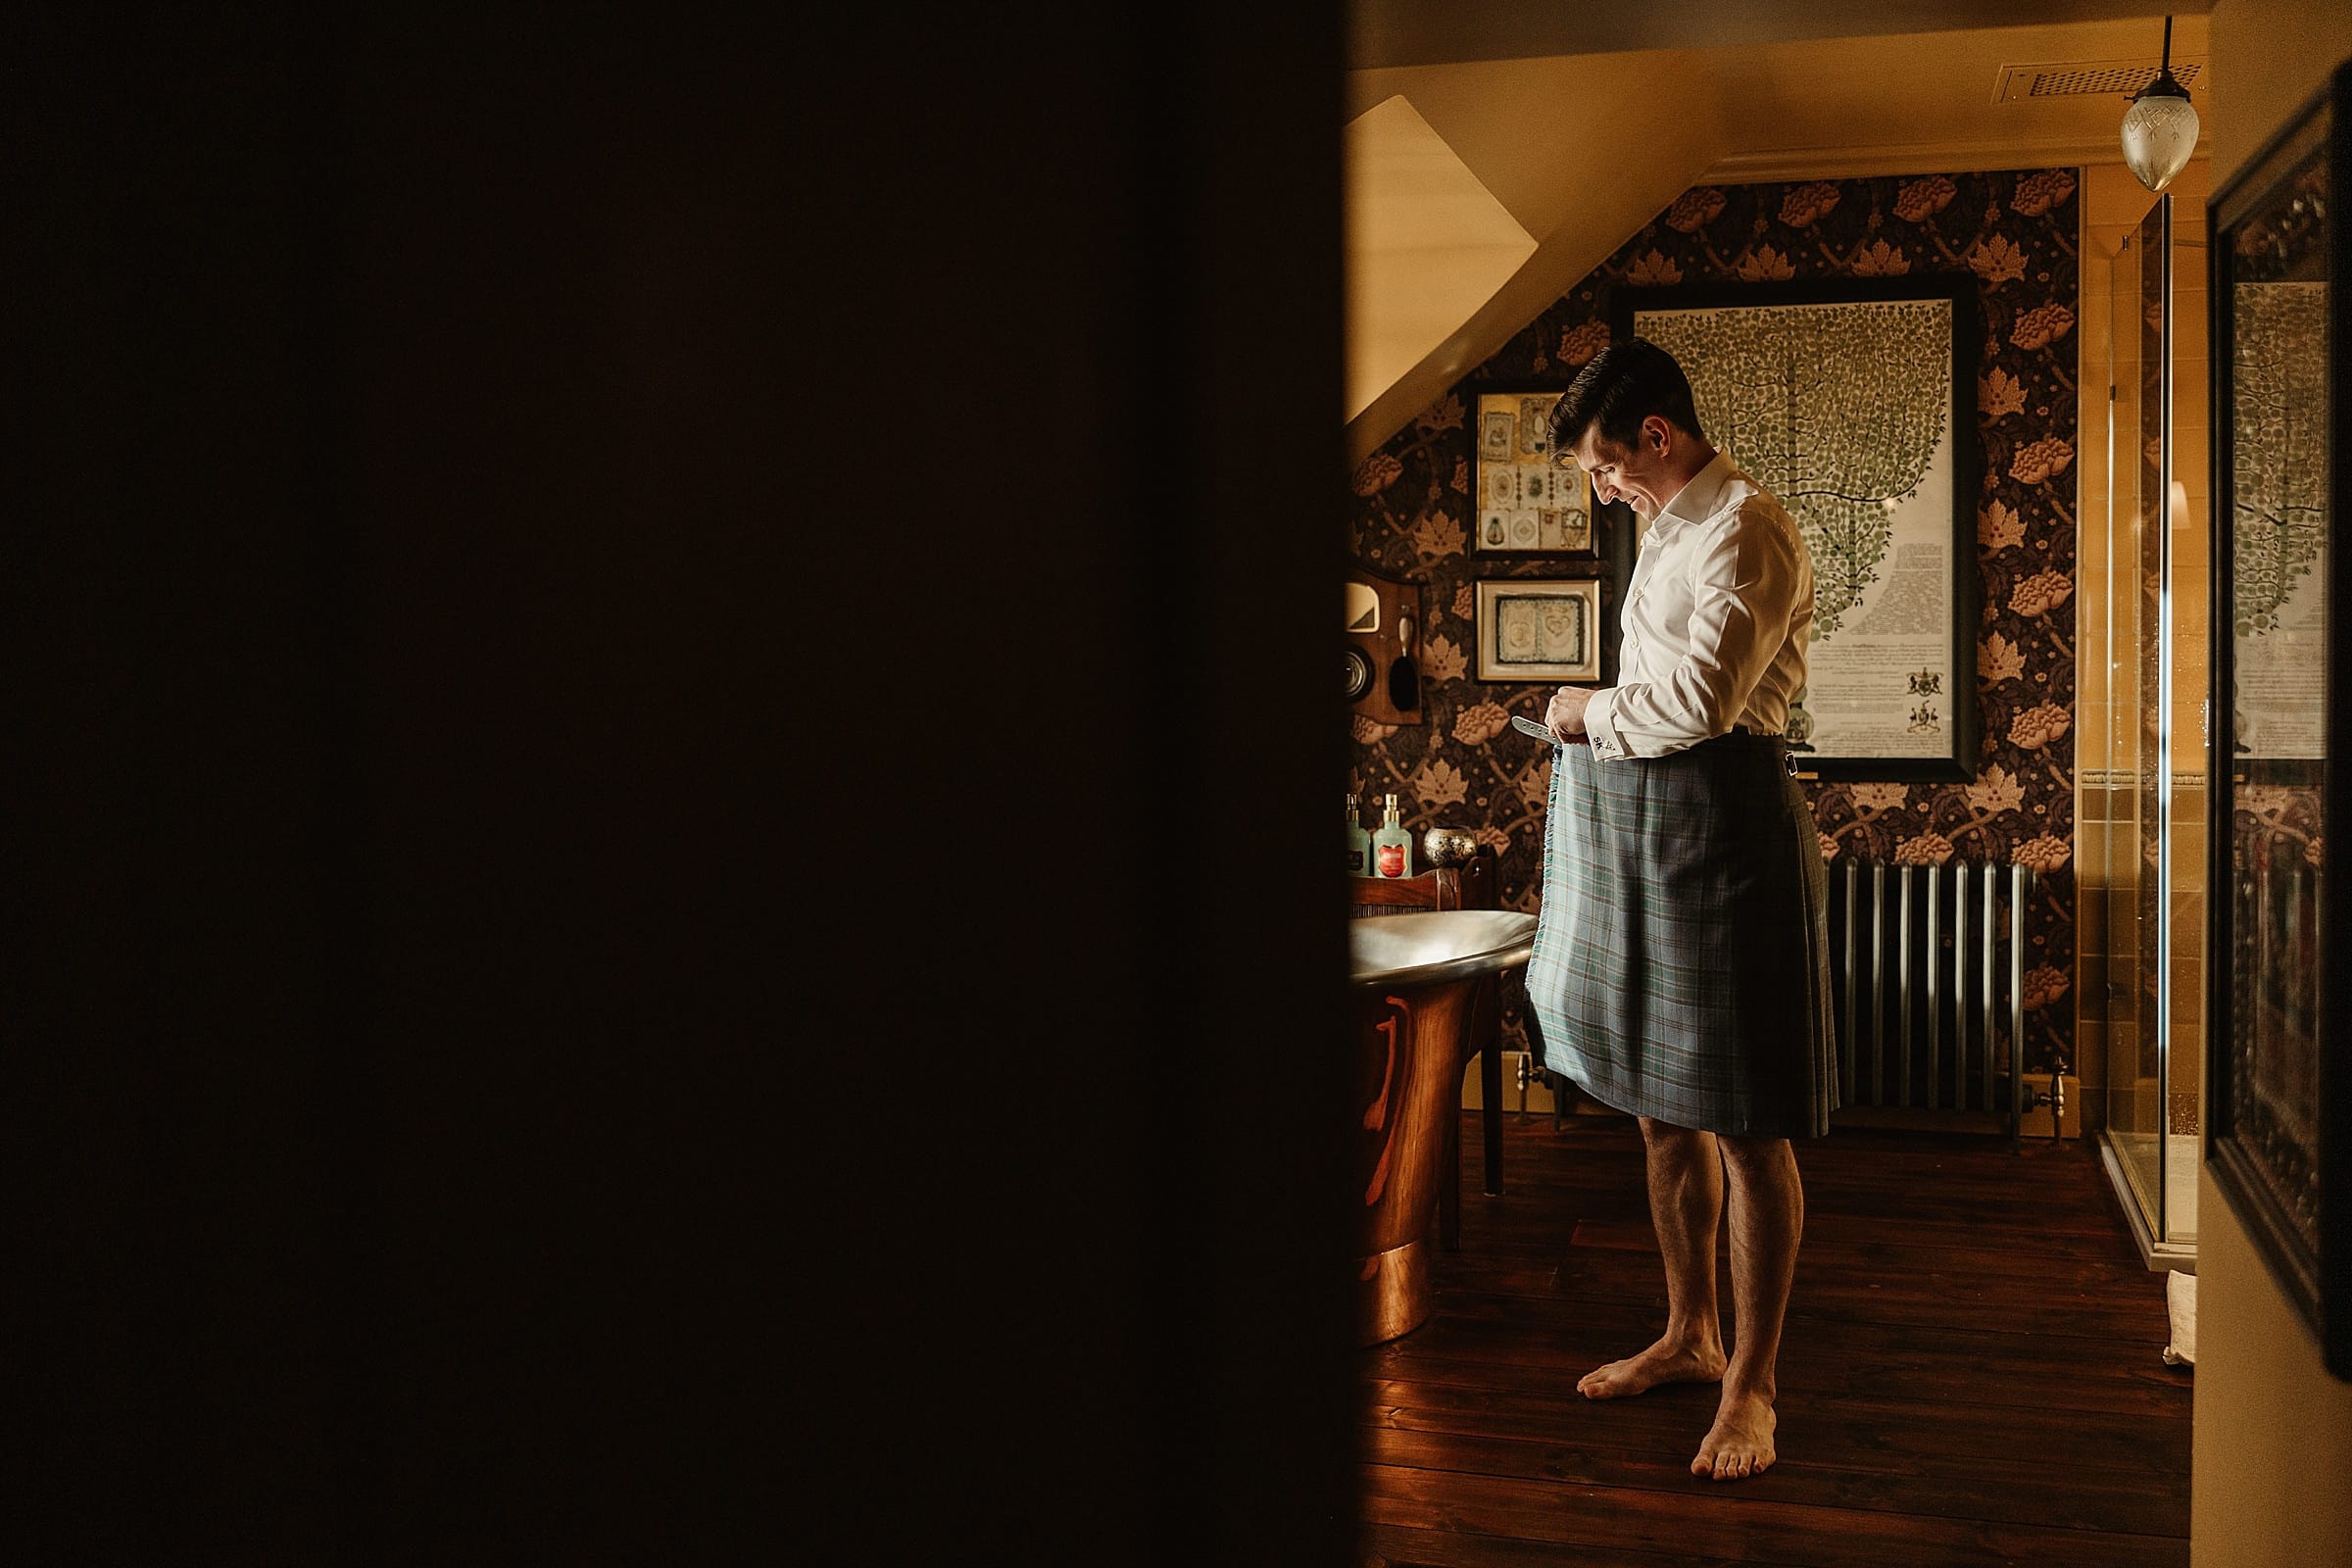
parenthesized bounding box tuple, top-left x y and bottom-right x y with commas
(1348, 908, 1537, 1346)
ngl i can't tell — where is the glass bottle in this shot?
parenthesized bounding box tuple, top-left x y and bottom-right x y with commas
(1372, 793, 1412, 879)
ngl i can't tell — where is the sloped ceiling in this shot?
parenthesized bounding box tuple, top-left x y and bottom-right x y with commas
(1346, 96, 1537, 421)
(1347, 3, 2213, 462)
(1345, 48, 1721, 429)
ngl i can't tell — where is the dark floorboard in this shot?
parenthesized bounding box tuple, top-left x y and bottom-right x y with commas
(1358, 1114, 2192, 1567)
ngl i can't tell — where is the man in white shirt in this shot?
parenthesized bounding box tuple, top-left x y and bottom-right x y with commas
(1524, 337, 1836, 1484)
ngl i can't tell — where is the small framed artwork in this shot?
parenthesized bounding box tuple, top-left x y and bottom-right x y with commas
(1474, 388, 1593, 555)
(1474, 577, 1601, 682)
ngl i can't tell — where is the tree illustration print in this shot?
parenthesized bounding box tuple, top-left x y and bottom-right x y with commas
(2231, 281, 2328, 634)
(1638, 299, 1951, 637)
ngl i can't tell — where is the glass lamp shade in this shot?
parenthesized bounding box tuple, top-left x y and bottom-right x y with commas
(2122, 86, 2200, 193)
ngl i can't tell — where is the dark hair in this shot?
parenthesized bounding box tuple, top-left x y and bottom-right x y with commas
(1545, 335, 1704, 456)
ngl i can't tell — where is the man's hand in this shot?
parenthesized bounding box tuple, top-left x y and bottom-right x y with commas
(1545, 685, 1596, 741)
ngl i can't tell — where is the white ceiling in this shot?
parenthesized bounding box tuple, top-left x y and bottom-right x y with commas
(1349, 0, 2216, 70)
(1348, 14, 2213, 187)
(1345, 6, 2215, 457)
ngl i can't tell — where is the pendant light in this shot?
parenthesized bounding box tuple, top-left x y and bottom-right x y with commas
(2122, 16, 2199, 193)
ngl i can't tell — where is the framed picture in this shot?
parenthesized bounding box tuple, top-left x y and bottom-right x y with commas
(1474, 389, 1595, 555)
(2207, 60, 2351, 1379)
(1474, 577, 1601, 682)
(1614, 277, 1981, 782)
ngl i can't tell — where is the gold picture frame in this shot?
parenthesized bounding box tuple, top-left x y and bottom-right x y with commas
(1473, 577, 1601, 682)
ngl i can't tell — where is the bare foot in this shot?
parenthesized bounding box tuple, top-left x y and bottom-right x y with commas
(1690, 1389, 1777, 1481)
(1575, 1335, 1726, 1399)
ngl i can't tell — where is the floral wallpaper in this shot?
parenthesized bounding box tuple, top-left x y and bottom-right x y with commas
(1348, 169, 2082, 1075)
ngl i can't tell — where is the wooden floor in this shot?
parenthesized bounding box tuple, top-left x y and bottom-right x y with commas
(1359, 1113, 2193, 1567)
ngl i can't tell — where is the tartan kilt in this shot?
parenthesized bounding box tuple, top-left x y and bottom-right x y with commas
(1525, 731, 1838, 1139)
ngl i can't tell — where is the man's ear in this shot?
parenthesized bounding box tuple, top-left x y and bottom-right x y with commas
(1645, 415, 1672, 455)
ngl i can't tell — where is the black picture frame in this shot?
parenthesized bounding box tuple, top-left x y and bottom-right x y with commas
(1612, 276, 1983, 783)
(2207, 59, 2352, 1380)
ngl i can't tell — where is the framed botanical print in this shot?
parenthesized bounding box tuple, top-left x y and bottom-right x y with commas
(1474, 577, 1602, 682)
(2208, 59, 2352, 1380)
(1614, 276, 1982, 782)
(1474, 389, 1594, 555)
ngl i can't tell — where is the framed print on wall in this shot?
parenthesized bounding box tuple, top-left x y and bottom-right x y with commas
(1615, 276, 1982, 782)
(1474, 577, 1601, 682)
(1474, 389, 1594, 555)
(2208, 59, 2352, 1380)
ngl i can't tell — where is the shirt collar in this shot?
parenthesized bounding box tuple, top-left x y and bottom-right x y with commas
(1644, 449, 1737, 542)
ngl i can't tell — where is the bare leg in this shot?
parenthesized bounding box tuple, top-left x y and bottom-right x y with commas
(1690, 1134, 1803, 1481)
(1577, 1117, 1729, 1398)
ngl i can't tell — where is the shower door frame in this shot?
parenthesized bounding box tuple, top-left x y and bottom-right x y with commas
(2095, 193, 2201, 1273)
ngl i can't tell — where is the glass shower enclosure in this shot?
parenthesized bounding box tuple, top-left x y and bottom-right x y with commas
(2094, 192, 2207, 1268)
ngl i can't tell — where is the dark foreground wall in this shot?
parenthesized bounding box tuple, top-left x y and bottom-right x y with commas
(11, 9, 1353, 1561)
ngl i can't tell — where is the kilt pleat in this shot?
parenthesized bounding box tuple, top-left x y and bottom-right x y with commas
(1525, 732, 1838, 1139)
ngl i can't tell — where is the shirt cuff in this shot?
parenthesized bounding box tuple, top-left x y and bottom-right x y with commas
(1585, 689, 1627, 760)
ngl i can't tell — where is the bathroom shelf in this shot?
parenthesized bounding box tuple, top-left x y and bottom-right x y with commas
(1348, 856, 1494, 918)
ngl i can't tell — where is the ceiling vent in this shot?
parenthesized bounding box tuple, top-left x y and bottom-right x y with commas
(1993, 58, 2206, 104)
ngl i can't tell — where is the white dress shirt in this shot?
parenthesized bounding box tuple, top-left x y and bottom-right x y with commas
(1584, 451, 1814, 761)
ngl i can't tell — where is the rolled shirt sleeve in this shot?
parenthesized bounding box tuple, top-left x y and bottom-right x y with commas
(1585, 504, 1803, 760)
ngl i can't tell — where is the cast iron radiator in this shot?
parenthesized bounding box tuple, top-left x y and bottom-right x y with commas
(1825, 860, 2037, 1134)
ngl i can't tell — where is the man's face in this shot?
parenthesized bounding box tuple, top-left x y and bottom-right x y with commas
(1570, 417, 1676, 521)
